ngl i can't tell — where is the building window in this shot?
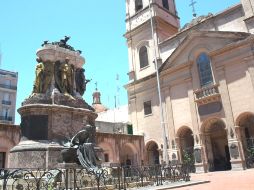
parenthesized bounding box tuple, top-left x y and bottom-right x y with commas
(135, 0, 143, 12)
(2, 107, 9, 119)
(4, 80, 11, 87)
(127, 124, 133, 135)
(197, 52, 213, 87)
(3, 93, 10, 101)
(139, 46, 149, 69)
(104, 153, 109, 162)
(0, 152, 5, 168)
(144, 101, 152, 115)
(162, 0, 169, 10)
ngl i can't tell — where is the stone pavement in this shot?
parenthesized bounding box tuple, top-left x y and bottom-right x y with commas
(167, 169, 254, 190)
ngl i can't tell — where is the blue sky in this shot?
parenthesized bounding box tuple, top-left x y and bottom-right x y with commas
(0, 0, 240, 124)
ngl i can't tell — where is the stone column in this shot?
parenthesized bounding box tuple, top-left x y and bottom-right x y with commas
(164, 86, 178, 163)
(235, 126, 247, 169)
(186, 79, 206, 172)
(217, 67, 245, 170)
(200, 134, 209, 172)
(246, 55, 254, 112)
(175, 137, 182, 163)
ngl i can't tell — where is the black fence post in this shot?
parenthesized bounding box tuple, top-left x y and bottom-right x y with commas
(65, 168, 69, 190)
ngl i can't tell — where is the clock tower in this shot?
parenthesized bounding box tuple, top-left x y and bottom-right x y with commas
(125, 0, 180, 81)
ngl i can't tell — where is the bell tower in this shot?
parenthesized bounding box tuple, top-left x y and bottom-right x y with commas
(125, 0, 180, 81)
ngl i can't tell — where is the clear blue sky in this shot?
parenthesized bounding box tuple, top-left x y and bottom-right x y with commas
(0, 0, 240, 124)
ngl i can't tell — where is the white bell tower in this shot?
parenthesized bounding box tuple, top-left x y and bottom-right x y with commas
(125, 0, 180, 81)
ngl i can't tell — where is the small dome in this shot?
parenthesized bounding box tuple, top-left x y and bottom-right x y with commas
(93, 103, 108, 113)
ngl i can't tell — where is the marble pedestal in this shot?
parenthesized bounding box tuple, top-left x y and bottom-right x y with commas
(9, 104, 97, 168)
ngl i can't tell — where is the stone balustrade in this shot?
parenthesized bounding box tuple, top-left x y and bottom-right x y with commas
(194, 84, 221, 106)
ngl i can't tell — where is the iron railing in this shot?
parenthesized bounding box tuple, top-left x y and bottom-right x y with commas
(0, 84, 17, 90)
(1, 100, 11, 105)
(246, 138, 254, 169)
(0, 164, 190, 190)
(0, 116, 12, 122)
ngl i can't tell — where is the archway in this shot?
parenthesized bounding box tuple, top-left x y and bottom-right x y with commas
(146, 141, 160, 165)
(237, 113, 254, 168)
(0, 136, 15, 168)
(202, 118, 231, 171)
(120, 143, 138, 166)
(97, 142, 114, 163)
(176, 126, 194, 171)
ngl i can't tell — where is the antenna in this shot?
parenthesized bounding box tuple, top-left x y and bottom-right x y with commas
(116, 73, 120, 108)
(189, 0, 197, 18)
(0, 44, 2, 68)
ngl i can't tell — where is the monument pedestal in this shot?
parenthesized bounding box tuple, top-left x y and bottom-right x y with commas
(9, 140, 63, 168)
(9, 38, 98, 169)
(9, 104, 97, 168)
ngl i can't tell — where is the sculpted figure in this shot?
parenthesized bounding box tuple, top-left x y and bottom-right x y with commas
(42, 61, 54, 92)
(75, 68, 91, 96)
(33, 58, 54, 94)
(70, 125, 99, 168)
(33, 58, 44, 93)
(54, 58, 74, 96)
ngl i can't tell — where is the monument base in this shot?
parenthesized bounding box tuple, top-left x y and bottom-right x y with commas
(9, 140, 64, 168)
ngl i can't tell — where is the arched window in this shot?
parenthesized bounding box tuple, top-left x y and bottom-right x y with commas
(162, 0, 169, 10)
(135, 0, 143, 12)
(197, 52, 213, 87)
(139, 46, 149, 69)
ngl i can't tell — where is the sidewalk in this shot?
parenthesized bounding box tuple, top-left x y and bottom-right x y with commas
(167, 169, 254, 190)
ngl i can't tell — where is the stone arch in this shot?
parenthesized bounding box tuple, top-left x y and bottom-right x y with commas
(235, 112, 254, 127)
(189, 44, 216, 89)
(188, 44, 212, 62)
(97, 142, 114, 163)
(120, 142, 138, 166)
(145, 140, 160, 165)
(235, 112, 254, 168)
(0, 135, 15, 150)
(0, 136, 15, 168)
(136, 41, 150, 70)
(176, 126, 194, 164)
(201, 118, 231, 171)
(201, 117, 226, 134)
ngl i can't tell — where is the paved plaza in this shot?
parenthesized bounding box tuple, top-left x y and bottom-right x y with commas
(168, 169, 254, 190)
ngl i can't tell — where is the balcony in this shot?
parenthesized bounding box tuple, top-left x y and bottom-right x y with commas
(0, 116, 12, 122)
(2, 100, 11, 105)
(0, 84, 17, 90)
(194, 84, 221, 106)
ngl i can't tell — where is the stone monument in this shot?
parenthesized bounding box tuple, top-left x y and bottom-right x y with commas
(9, 37, 98, 168)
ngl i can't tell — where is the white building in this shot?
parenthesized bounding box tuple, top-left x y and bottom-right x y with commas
(0, 69, 18, 124)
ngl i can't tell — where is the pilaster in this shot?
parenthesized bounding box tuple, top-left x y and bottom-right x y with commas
(164, 86, 177, 161)
(217, 66, 245, 170)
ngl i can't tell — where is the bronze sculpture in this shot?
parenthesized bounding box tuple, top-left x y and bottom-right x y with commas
(75, 68, 91, 96)
(33, 58, 53, 94)
(54, 58, 74, 97)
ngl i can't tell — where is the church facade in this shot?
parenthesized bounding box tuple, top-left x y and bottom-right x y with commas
(125, 0, 254, 172)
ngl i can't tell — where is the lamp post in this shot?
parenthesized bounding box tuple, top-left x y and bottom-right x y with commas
(148, 0, 169, 164)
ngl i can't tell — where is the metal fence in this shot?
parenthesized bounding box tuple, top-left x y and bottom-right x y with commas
(246, 138, 254, 169)
(0, 164, 190, 190)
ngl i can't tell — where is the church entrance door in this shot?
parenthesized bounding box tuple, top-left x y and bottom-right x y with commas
(203, 119, 231, 171)
(146, 141, 160, 165)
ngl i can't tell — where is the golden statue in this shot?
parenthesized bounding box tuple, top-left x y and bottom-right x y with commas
(55, 57, 74, 97)
(33, 58, 44, 93)
(32, 58, 53, 94)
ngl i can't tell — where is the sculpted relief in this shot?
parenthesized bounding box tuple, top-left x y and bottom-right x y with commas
(32, 57, 87, 98)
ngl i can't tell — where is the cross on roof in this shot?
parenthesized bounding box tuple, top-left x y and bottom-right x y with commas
(95, 82, 98, 91)
(189, 0, 197, 18)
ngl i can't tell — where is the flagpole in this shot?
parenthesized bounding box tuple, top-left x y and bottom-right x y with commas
(148, 0, 169, 164)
